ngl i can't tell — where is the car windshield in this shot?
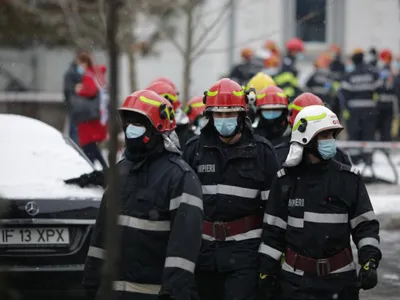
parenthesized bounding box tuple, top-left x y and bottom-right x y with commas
(0, 114, 102, 200)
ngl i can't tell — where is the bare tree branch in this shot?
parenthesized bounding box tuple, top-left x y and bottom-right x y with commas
(191, 0, 230, 50)
(57, 0, 82, 47)
(191, 9, 230, 61)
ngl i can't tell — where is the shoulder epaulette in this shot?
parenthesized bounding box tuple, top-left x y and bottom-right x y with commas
(184, 135, 200, 147)
(338, 163, 361, 175)
(169, 155, 192, 172)
(277, 168, 287, 178)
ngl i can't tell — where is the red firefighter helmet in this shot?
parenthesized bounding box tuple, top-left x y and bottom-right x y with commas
(151, 77, 177, 92)
(288, 93, 324, 126)
(159, 96, 176, 130)
(204, 78, 247, 112)
(256, 86, 288, 110)
(119, 90, 170, 132)
(379, 49, 393, 63)
(286, 38, 304, 53)
(146, 81, 181, 111)
(185, 96, 206, 123)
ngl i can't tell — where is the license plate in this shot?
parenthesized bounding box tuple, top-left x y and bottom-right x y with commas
(0, 228, 70, 245)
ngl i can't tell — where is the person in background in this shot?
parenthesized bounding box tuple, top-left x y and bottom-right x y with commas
(376, 49, 399, 141)
(329, 45, 346, 118)
(273, 38, 304, 101)
(146, 79, 194, 148)
(229, 48, 262, 86)
(185, 96, 207, 136)
(75, 52, 108, 169)
(253, 85, 290, 146)
(305, 54, 333, 106)
(340, 48, 382, 164)
(366, 47, 378, 70)
(63, 49, 89, 144)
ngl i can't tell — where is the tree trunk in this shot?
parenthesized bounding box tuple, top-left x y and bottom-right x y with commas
(128, 46, 138, 92)
(182, 0, 194, 106)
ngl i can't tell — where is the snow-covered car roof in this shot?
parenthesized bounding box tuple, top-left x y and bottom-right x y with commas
(0, 114, 103, 200)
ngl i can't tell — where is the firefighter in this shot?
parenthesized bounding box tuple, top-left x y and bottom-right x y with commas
(340, 48, 382, 163)
(182, 78, 279, 300)
(258, 105, 381, 300)
(246, 72, 277, 122)
(229, 48, 262, 86)
(376, 49, 399, 141)
(185, 96, 207, 136)
(146, 80, 194, 148)
(366, 47, 378, 70)
(273, 38, 304, 102)
(305, 55, 333, 105)
(275, 93, 352, 166)
(253, 85, 290, 146)
(82, 90, 204, 300)
(329, 45, 346, 117)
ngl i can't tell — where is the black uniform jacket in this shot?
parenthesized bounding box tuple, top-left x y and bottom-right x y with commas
(274, 140, 352, 167)
(82, 149, 204, 300)
(340, 64, 382, 109)
(182, 127, 279, 272)
(259, 160, 382, 276)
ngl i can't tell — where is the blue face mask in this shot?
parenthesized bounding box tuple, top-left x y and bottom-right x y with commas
(261, 110, 283, 120)
(126, 124, 146, 139)
(318, 139, 337, 160)
(296, 53, 304, 61)
(214, 117, 238, 137)
(345, 64, 355, 73)
(77, 65, 85, 75)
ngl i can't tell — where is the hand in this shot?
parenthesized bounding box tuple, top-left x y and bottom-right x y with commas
(257, 273, 279, 300)
(357, 259, 378, 290)
(75, 83, 83, 93)
(64, 171, 106, 188)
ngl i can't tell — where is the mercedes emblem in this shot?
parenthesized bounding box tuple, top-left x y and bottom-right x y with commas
(25, 201, 39, 217)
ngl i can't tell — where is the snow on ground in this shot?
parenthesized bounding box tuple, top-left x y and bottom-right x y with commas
(362, 152, 400, 215)
(0, 114, 103, 200)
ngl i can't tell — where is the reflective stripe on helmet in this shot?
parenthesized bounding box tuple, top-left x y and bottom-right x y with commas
(191, 102, 205, 108)
(139, 95, 163, 107)
(292, 112, 327, 132)
(161, 93, 178, 101)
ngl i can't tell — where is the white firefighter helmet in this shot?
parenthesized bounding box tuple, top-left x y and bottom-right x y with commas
(284, 105, 343, 167)
(291, 105, 343, 145)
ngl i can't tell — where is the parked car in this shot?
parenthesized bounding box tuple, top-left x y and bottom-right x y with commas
(0, 114, 103, 299)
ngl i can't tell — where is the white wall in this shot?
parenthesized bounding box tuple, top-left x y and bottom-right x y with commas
(344, 0, 400, 54)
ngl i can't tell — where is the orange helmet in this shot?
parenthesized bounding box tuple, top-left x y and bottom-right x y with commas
(264, 40, 278, 51)
(352, 48, 364, 55)
(286, 38, 304, 52)
(119, 90, 170, 132)
(241, 48, 254, 60)
(256, 86, 288, 110)
(151, 77, 177, 92)
(330, 44, 341, 54)
(314, 54, 331, 68)
(379, 49, 393, 63)
(264, 55, 280, 68)
(185, 96, 206, 123)
(146, 81, 181, 111)
(288, 93, 324, 126)
(204, 78, 247, 112)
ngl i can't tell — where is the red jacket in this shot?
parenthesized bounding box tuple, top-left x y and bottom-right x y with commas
(77, 65, 108, 147)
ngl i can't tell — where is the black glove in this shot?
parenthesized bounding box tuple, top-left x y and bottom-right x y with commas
(64, 170, 106, 188)
(257, 273, 279, 300)
(357, 259, 378, 290)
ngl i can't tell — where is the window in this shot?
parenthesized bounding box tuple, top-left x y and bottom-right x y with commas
(295, 0, 327, 43)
